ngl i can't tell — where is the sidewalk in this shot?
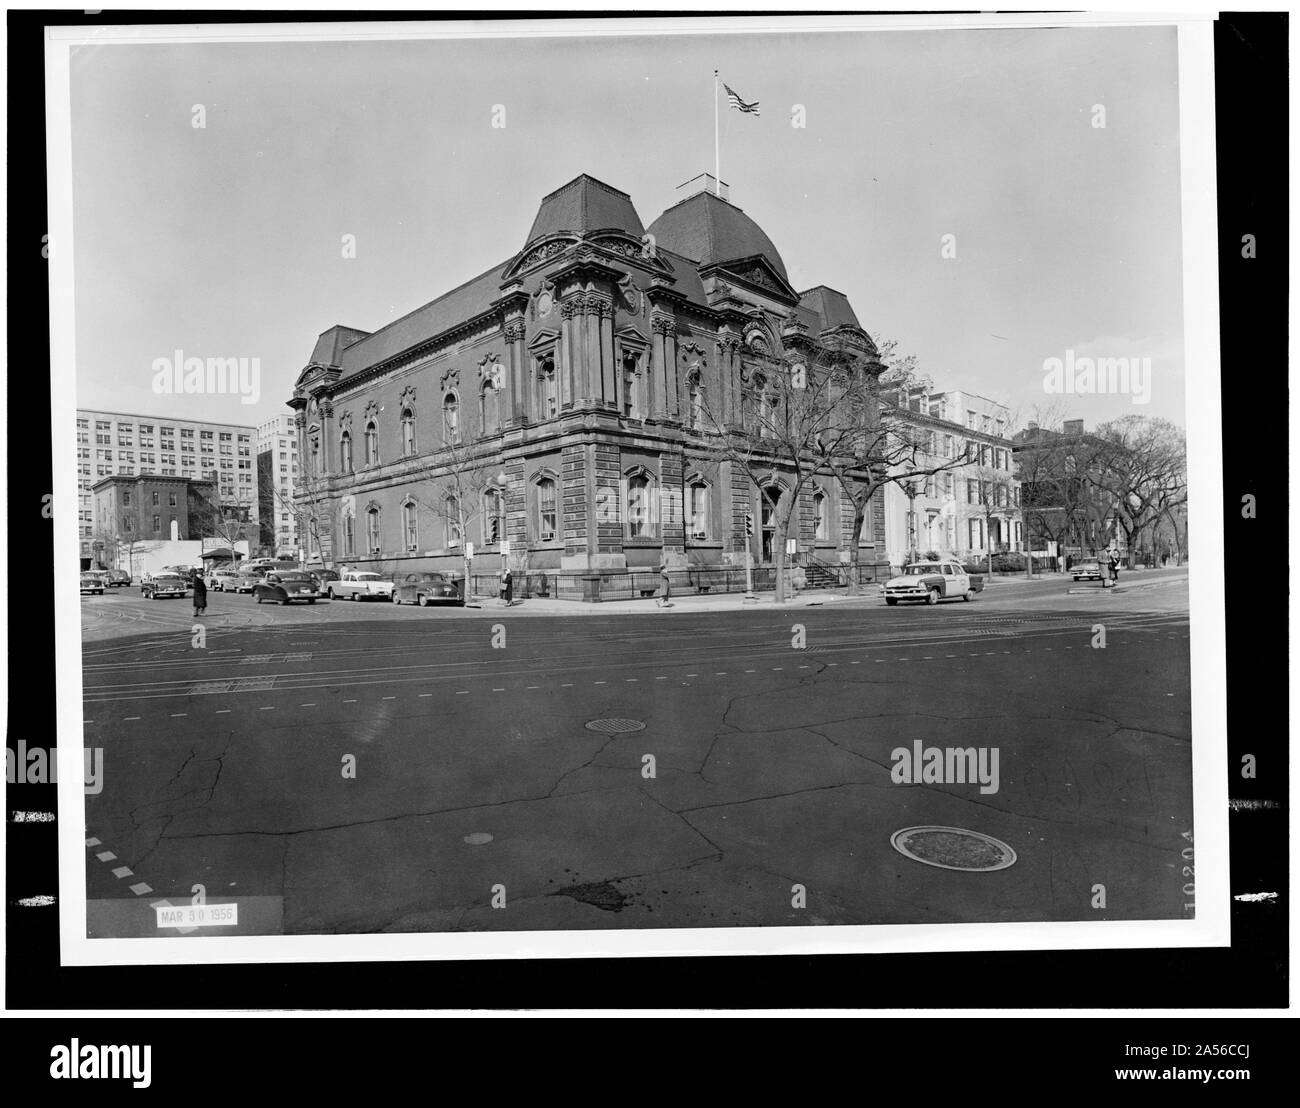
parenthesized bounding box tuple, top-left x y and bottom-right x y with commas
(464, 587, 872, 615)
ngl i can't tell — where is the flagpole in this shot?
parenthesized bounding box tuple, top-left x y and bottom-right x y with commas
(713, 69, 720, 196)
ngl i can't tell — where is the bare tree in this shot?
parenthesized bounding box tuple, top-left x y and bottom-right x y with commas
(1091, 416, 1187, 568)
(408, 420, 500, 600)
(816, 340, 970, 594)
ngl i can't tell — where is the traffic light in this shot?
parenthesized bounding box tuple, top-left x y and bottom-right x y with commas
(744, 512, 754, 537)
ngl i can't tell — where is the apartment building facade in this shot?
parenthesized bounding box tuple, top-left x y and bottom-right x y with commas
(881, 388, 1022, 568)
(76, 409, 259, 562)
(256, 415, 301, 556)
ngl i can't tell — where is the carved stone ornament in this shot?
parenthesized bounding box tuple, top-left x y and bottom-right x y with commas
(651, 315, 675, 336)
(338, 410, 353, 433)
(517, 240, 568, 271)
(504, 320, 527, 343)
(560, 298, 583, 320)
(399, 385, 417, 411)
(363, 399, 380, 423)
(439, 367, 460, 392)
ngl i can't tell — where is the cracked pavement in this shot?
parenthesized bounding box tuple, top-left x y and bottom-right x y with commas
(80, 574, 1193, 936)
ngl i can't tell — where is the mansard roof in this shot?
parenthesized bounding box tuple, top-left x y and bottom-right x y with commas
(798, 286, 861, 332)
(647, 190, 790, 284)
(524, 174, 646, 247)
(305, 175, 871, 388)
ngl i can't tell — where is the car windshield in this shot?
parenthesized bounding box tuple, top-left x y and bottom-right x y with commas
(903, 565, 940, 575)
(155, 574, 182, 581)
(277, 574, 312, 583)
(353, 573, 381, 581)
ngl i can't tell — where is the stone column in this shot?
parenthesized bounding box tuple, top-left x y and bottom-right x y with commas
(595, 296, 616, 408)
(319, 401, 335, 474)
(559, 298, 580, 409)
(651, 316, 672, 421)
(504, 320, 527, 426)
(664, 326, 679, 421)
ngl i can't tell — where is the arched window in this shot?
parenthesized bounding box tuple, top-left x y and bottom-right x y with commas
(537, 358, 558, 420)
(342, 512, 355, 556)
(480, 380, 499, 436)
(364, 422, 379, 465)
(401, 408, 416, 457)
(687, 480, 710, 541)
(443, 393, 459, 440)
(340, 431, 353, 474)
(536, 478, 557, 542)
(445, 496, 461, 548)
(366, 507, 381, 553)
(626, 472, 654, 539)
(484, 488, 505, 544)
(688, 373, 704, 430)
(402, 501, 418, 550)
(813, 489, 829, 541)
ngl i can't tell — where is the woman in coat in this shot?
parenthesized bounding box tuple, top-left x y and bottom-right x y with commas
(191, 571, 208, 617)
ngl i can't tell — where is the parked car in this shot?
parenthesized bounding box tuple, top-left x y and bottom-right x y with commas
(392, 572, 464, 607)
(305, 567, 340, 589)
(79, 572, 105, 596)
(253, 572, 320, 605)
(207, 567, 239, 591)
(226, 566, 267, 593)
(1071, 561, 1103, 582)
(882, 561, 983, 606)
(106, 569, 132, 587)
(141, 572, 189, 599)
(326, 571, 395, 601)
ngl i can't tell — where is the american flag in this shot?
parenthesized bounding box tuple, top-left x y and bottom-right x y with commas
(723, 83, 760, 116)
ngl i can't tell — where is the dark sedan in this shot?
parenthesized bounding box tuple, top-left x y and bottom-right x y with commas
(392, 572, 463, 607)
(253, 572, 320, 605)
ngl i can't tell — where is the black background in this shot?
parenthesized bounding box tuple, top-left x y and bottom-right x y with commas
(5, 7, 1289, 1077)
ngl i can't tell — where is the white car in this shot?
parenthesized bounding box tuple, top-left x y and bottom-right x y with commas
(326, 571, 395, 601)
(882, 561, 983, 605)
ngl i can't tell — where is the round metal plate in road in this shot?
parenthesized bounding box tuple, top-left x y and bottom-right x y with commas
(890, 826, 1017, 872)
(584, 718, 646, 734)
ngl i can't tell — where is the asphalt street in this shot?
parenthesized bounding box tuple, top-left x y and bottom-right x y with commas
(79, 570, 1193, 936)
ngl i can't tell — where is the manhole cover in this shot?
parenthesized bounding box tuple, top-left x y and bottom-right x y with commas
(890, 826, 1017, 872)
(584, 718, 645, 734)
(463, 833, 493, 845)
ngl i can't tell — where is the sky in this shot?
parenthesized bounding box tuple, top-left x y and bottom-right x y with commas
(68, 22, 1187, 432)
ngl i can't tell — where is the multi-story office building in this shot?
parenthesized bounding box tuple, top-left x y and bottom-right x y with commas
(76, 409, 258, 561)
(287, 173, 892, 596)
(880, 387, 1022, 567)
(257, 415, 301, 556)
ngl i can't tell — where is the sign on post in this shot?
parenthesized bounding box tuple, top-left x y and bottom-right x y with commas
(500, 539, 511, 556)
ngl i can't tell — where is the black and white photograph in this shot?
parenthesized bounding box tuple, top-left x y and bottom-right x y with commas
(45, 13, 1229, 965)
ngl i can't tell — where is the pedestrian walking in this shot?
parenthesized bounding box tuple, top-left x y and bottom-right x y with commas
(656, 559, 673, 608)
(1107, 549, 1120, 587)
(500, 566, 513, 607)
(1056, 553, 1065, 575)
(191, 571, 208, 617)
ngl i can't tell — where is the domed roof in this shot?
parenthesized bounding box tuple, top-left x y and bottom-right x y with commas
(647, 191, 789, 283)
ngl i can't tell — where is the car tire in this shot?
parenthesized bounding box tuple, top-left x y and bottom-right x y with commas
(419, 594, 431, 607)
(281, 597, 289, 606)
(392, 593, 401, 604)
(350, 592, 357, 601)
(963, 589, 974, 601)
(255, 594, 262, 604)
(308, 598, 316, 604)
(926, 588, 940, 605)
(885, 597, 898, 606)
(327, 588, 335, 599)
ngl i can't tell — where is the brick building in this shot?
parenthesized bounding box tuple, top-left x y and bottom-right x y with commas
(288, 173, 891, 597)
